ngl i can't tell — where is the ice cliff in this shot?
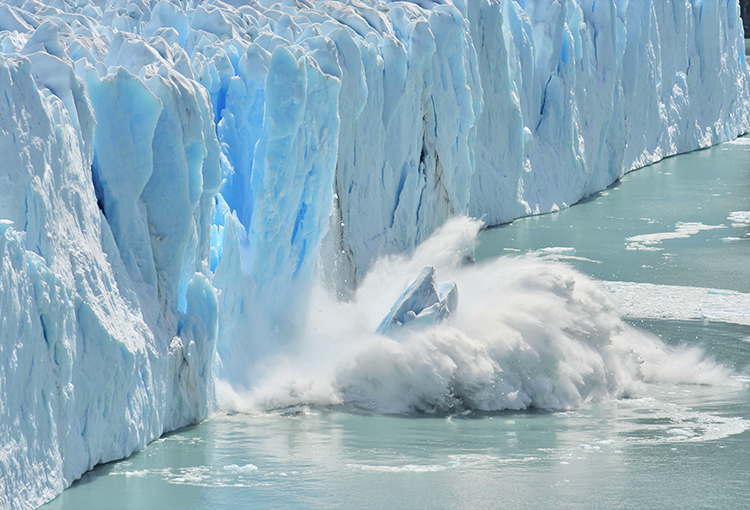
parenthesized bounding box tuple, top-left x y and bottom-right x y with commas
(1, 0, 748, 508)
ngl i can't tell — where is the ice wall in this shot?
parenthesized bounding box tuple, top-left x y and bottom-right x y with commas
(1, 0, 749, 507)
(204, 0, 483, 386)
(468, 0, 750, 225)
(208, 0, 750, 389)
(0, 8, 219, 510)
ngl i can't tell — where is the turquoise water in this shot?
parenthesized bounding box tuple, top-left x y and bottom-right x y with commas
(42, 379, 750, 510)
(43, 139, 750, 510)
(476, 138, 750, 292)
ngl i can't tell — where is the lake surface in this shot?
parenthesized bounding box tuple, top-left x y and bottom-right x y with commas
(476, 138, 750, 292)
(43, 139, 750, 510)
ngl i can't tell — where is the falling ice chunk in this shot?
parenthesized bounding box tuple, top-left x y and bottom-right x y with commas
(376, 266, 458, 336)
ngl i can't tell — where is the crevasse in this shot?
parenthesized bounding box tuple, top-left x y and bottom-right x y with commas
(0, 0, 748, 508)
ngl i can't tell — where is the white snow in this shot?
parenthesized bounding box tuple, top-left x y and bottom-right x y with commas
(0, 0, 749, 508)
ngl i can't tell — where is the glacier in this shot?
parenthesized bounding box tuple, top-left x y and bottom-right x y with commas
(0, 0, 748, 508)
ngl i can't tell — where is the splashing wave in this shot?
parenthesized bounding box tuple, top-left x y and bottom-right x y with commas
(218, 218, 733, 414)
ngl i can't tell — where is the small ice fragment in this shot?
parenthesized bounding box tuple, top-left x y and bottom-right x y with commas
(668, 428, 692, 437)
(578, 444, 600, 451)
(224, 464, 259, 473)
(538, 247, 576, 254)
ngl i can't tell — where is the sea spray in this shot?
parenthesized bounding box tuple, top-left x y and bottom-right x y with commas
(217, 218, 733, 414)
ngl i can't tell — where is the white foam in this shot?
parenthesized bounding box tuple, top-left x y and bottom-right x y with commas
(112, 465, 267, 488)
(723, 137, 750, 145)
(347, 464, 449, 473)
(218, 218, 733, 414)
(538, 247, 577, 254)
(618, 397, 750, 444)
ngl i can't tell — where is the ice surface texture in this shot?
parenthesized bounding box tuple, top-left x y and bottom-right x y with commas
(0, 8, 219, 510)
(0, 0, 748, 508)
(376, 266, 458, 334)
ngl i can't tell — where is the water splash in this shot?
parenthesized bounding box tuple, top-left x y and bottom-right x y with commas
(217, 217, 733, 414)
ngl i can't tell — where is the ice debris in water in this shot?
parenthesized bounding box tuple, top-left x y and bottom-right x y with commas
(224, 464, 258, 473)
(377, 266, 458, 335)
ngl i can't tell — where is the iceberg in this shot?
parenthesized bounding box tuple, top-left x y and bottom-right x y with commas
(0, 0, 748, 507)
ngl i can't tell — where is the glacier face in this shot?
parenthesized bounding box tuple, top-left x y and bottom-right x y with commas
(0, 7, 220, 508)
(469, 0, 750, 225)
(0, 0, 748, 507)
